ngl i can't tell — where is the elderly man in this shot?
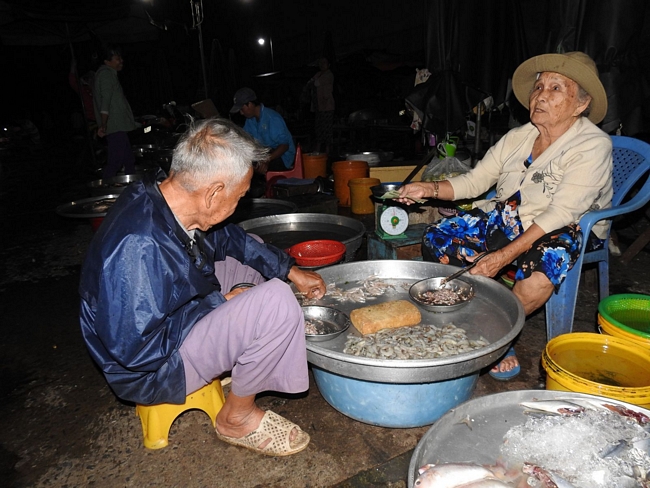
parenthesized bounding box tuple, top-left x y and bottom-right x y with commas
(79, 118, 326, 456)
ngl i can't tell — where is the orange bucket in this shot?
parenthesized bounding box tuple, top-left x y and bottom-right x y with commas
(332, 160, 369, 206)
(348, 177, 380, 214)
(303, 153, 328, 179)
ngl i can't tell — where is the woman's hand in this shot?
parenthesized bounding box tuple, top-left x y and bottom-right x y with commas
(469, 223, 548, 278)
(395, 182, 432, 205)
(288, 267, 326, 299)
(396, 180, 454, 205)
(469, 251, 512, 278)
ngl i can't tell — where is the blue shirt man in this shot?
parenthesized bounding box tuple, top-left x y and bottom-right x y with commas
(230, 87, 295, 171)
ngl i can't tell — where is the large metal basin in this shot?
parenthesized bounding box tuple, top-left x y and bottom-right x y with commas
(238, 213, 365, 262)
(295, 260, 524, 428)
(303, 260, 525, 384)
(408, 390, 650, 487)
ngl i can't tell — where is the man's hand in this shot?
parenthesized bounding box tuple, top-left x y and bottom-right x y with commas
(97, 126, 107, 138)
(288, 267, 326, 299)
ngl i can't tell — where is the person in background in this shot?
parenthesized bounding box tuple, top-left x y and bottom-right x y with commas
(397, 52, 612, 380)
(79, 118, 326, 456)
(229, 87, 296, 174)
(310, 57, 335, 155)
(93, 44, 136, 179)
(68, 58, 96, 125)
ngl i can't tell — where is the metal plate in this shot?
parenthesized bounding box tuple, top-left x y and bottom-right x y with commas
(56, 194, 121, 219)
(407, 390, 650, 488)
(87, 174, 144, 196)
(299, 260, 525, 383)
(237, 213, 365, 262)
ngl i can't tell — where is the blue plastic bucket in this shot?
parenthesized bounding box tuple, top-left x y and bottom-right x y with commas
(312, 366, 479, 428)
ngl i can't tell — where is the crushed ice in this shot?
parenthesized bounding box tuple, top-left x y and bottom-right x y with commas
(501, 408, 650, 487)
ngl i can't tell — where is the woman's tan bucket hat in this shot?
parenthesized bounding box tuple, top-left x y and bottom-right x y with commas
(512, 51, 608, 124)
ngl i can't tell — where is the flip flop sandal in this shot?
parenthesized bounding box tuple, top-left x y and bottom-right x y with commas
(215, 410, 310, 456)
(489, 346, 520, 381)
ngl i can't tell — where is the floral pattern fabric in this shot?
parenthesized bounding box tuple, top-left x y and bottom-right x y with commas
(423, 192, 604, 290)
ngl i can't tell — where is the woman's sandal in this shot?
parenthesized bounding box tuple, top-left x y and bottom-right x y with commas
(215, 410, 310, 456)
(489, 346, 520, 381)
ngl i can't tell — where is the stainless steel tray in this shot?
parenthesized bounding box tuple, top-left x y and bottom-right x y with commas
(237, 213, 365, 262)
(298, 260, 525, 383)
(407, 390, 650, 488)
(56, 194, 121, 218)
(87, 174, 143, 196)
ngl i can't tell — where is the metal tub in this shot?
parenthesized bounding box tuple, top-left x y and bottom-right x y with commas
(297, 260, 525, 427)
(237, 213, 365, 262)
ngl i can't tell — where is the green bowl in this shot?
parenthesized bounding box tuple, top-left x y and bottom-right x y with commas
(598, 294, 650, 339)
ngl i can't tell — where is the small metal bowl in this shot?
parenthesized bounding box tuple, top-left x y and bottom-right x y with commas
(303, 306, 351, 342)
(409, 277, 474, 313)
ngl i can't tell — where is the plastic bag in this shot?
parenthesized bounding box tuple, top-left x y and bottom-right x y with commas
(421, 156, 470, 182)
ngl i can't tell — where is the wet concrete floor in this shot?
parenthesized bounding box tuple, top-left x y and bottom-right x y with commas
(1, 146, 649, 487)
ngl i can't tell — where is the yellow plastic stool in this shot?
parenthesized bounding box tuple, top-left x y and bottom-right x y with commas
(135, 379, 225, 449)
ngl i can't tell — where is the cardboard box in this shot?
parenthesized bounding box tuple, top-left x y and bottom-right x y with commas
(369, 165, 425, 183)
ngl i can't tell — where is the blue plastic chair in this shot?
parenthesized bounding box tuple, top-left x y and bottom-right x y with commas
(545, 135, 650, 338)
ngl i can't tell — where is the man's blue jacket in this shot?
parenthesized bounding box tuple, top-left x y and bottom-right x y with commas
(79, 170, 294, 404)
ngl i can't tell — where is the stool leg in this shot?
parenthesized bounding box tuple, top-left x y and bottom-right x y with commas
(137, 405, 172, 450)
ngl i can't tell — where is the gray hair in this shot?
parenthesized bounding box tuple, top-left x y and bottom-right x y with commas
(576, 85, 592, 119)
(170, 118, 269, 192)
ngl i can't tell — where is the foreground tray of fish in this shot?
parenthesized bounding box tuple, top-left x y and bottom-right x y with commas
(410, 391, 650, 488)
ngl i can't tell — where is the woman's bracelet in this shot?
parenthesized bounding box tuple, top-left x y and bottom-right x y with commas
(432, 180, 439, 199)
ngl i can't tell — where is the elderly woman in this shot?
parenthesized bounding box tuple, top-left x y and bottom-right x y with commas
(80, 118, 326, 456)
(397, 52, 612, 380)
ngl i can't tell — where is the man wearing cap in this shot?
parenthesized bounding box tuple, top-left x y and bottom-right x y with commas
(397, 51, 612, 380)
(230, 87, 296, 174)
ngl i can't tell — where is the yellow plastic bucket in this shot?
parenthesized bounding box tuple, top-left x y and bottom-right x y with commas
(541, 332, 650, 408)
(303, 152, 328, 180)
(332, 160, 369, 207)
(599, 313, 650, 348)
(348, 177, 380, 215)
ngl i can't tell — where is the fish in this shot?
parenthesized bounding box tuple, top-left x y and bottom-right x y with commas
(558, 398, 650, 425)
(522, 463, 578, 488)
(519, 400, 585, 416)
(414, 463, 500, 488)
(600, 438, 629, 458)
(454, 480, 513, 487)
(601, 403, 650, 425)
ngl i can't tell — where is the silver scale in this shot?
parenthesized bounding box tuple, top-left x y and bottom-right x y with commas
(375, 201, 409, 239)
(371, 149, 439, 240)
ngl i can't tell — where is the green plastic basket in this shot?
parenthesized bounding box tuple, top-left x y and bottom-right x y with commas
(598, 294, 650, 339)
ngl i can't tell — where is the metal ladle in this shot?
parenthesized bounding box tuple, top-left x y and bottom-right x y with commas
(439, 252, 491, 287)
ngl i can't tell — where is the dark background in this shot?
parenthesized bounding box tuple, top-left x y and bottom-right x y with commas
(2, 0, 650, 145)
